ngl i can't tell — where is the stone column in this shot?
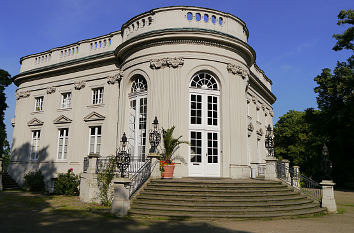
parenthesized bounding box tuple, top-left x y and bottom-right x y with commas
(265, 157, 278, 180)
(0, 158, 3, 191)
(292, 166, 300, 189)
(320, 180, 337, 213)
(111, 178, 131, 217)
(87, 154, 99, 173)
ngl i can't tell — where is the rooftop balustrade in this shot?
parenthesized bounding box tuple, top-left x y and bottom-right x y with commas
(19, 31, 122, 73)
(121, 6, 249, 43)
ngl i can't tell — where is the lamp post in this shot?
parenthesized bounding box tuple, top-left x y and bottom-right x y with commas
(148, 116, 161, 156)
(265, 124, 274, 157)
(116, 133, 131, 178)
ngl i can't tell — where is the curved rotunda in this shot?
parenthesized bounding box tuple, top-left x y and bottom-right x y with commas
(9, 6, 275, 187)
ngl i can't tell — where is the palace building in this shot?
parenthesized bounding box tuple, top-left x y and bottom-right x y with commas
(9, 6, 275, 188)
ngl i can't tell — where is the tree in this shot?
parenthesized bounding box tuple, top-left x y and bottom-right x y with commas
(312, 9, 354, 186)
(332, 10, 354, 51)
(274, 110, 325, 181)
(0, 69, 12, 159)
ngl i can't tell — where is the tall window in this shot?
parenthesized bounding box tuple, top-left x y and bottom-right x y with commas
(57, 128, 69, 160)
(89, 126, 101, 154)
(129, 75, 147, 162)
(31, 130, 40, 160)
(34, 96, 44, 112)
(61, 92, 71, 108)
(92, 88, 104, 105)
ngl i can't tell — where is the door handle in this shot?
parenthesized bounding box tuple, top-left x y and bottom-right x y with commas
(206, 153, 208, 157)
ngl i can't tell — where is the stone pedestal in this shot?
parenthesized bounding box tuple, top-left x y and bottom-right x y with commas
(147, 154, 161, 179)
(320, 180, 337, 213)
(79, 155, 99, 203)
(111, 178, 131, 217)
(265, 157, 277, 180)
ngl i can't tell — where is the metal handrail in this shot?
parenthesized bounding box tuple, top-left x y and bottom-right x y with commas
(95, 156, 155, 199)
(276, 162, 322, 202)
(129, 158, 155, 198)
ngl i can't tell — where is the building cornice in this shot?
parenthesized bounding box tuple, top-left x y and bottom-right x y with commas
(115, 28, 256, 66)
(13, 51, 115, 86)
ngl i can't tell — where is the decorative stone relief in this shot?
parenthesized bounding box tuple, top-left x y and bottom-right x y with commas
(261, 103, 266, 111)
(16, 90, 30, 100)
(248, 122, 254, 137)
(107, 70, 124, 84)
(256, 128, 264, 136)
(252, 95, 257, 104)
(74, 81, 86, 90)
(227, 63, 249, 79)
(248, 122, 254, 132)
(46, 87, 56, 94)
(150, 57, 184, 69)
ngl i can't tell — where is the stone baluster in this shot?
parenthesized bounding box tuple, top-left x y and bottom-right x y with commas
(282, 159, 290, 184)
(292, 166, 300, 189)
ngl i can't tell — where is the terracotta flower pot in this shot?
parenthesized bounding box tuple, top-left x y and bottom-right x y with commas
(161, 164, 175, 179)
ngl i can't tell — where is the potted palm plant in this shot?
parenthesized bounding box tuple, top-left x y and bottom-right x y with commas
(160, 126, 189, 179)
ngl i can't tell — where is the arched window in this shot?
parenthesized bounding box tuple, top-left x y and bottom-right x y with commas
(128, 75, 148, 163)
(190, 72, 218, 90)
(189, 72, 221, 177)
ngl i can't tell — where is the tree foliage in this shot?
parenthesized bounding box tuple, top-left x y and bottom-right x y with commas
(0, 69, 11, 159)
(332, 9, 354, 51)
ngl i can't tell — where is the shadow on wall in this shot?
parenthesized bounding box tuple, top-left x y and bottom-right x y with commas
(8, 139, 57, 189)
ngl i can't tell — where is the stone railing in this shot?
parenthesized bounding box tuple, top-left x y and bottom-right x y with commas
(121, 6, 249, 43)
(19, 31, 122, 73)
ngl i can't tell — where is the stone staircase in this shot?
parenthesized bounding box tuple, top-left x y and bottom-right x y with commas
(129, 178, 326, 219)
(1, 172, 21, 190)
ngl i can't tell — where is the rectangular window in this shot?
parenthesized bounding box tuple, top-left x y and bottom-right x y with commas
(34, 96, 44, 112)
(89, 126, 101, 154)
(31, 130, 40, 160)
(61, 92, 72, 108)
(57, 128, 69, 160)
(190, 94, 202, 125)
(92, 88, 104, 105)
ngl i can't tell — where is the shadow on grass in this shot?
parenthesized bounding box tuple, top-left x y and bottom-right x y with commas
(0, 191, 252, 233)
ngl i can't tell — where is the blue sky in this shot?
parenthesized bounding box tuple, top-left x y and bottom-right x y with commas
(1, 0, 352, 143)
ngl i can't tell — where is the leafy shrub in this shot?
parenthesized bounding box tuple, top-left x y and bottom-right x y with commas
(97, 157, 116, 206)
(54, 168, 80, 196)
(23, 170, 45, 192)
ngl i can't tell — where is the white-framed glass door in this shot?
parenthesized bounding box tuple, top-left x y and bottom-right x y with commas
(128, 76, 148, 170)
(189, 72, 220, 177)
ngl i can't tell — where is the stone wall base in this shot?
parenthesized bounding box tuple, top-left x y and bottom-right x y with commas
(229, 165, 250, 179)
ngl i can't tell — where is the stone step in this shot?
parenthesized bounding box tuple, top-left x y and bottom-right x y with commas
(147, 183, 288, 189)
(150, 179, 282, 185)
(138, 191, 299, 199)
(129, 207, 326, 219)
(143, 187, 292, 193)
(2, 172, 21, 190)
(132, 198, 314, 208)
(136, 194, 306, 202)
(131, 202, 319, 214)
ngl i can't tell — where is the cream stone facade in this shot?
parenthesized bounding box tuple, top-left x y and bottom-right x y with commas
(9, 6, 275, 188)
